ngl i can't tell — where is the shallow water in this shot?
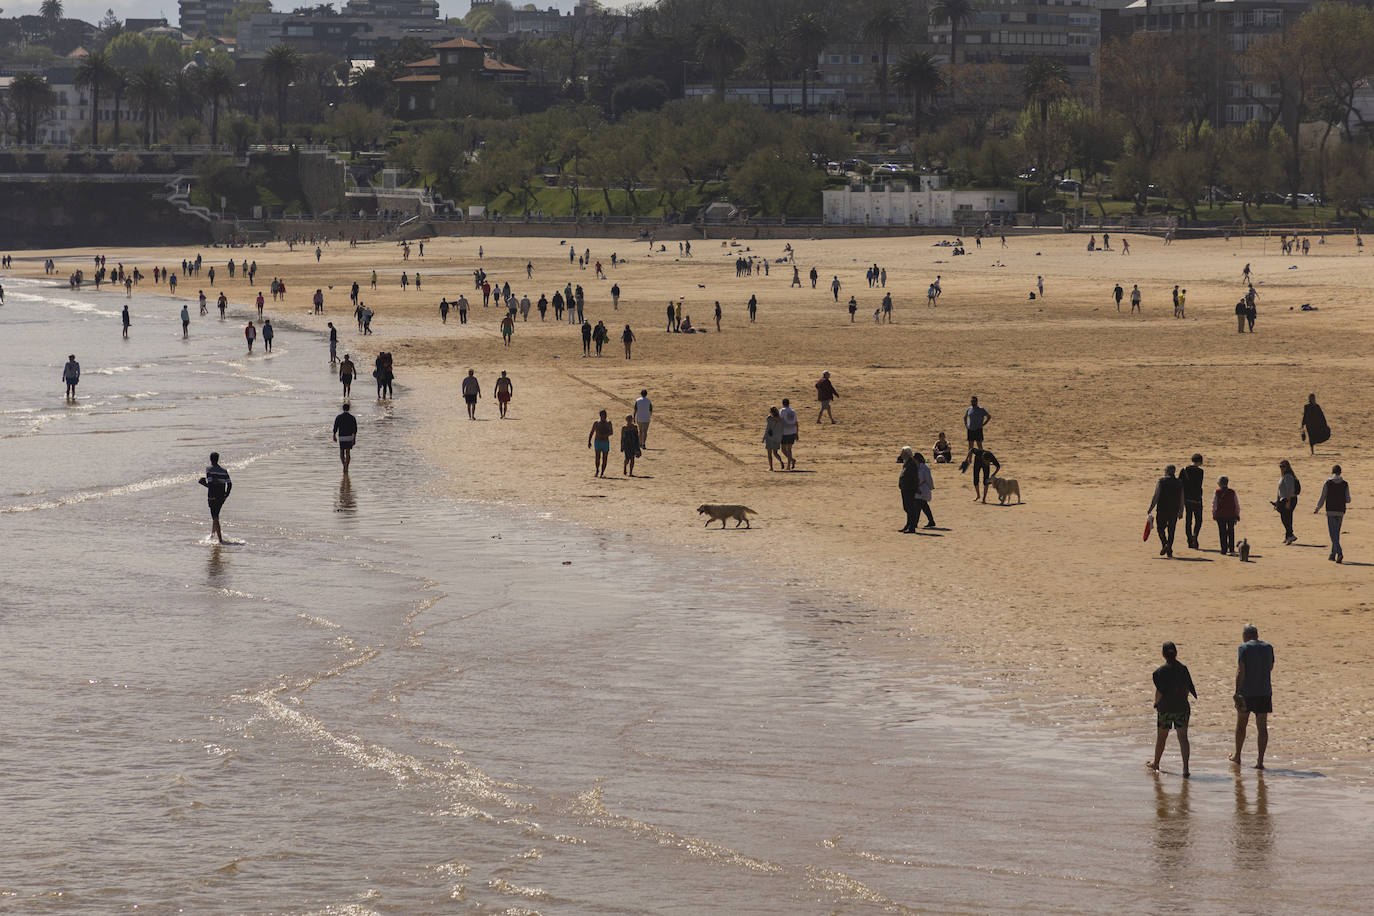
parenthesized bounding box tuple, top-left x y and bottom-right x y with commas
(1, 271, 1371, 912)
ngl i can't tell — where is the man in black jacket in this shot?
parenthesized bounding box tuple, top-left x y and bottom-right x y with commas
(1147, 464, 1185, 558)
(1179, 453, 1205, 549)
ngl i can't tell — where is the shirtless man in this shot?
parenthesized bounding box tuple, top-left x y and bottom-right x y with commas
(494, 370, 514, 419)
(588, 409, 614, 477)
(461, 369, 481, 420)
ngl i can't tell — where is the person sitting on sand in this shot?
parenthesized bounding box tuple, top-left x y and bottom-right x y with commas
(680, 315, 695, 333)
(1147, 641, 1196, 777)
(933, 432, 952, 463)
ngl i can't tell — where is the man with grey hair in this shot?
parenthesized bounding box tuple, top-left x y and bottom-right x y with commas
(898, 447, 935, 532)
(1230, 624, 1275, 769)
(1147, 464, 1185, 558)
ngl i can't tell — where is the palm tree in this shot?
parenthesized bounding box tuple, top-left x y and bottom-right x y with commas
(200, 61, 237, 146)
(109, 68, 128, 145)
(789, 12, 829, 116)
(747, 37, 789, 110)
(862, 1, 907, 121)
(892, 50, 946, 122)
(261, 44, 302, 136)
(1022, 55, 1070, 124)
(75, 48, 116, 146)
(128, 66, 168, 146)
(697, 20, 745, 102)
(10, 72, 57, 144)
(931, 0, 977, 67)
(40, 0, 63, 38)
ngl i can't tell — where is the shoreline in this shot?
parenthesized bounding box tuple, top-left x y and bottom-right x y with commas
(9, 231, 1374, 782)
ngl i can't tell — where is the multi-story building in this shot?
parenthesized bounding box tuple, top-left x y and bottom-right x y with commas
(179, 0, 239, 37)
(928, 0, 1101, 88)
(235, 12, 461, 60)
(343, 0, 440, 20)
(393, 37, 529, 117)
(817, 42, 898, 115)
(1112, 0, 1314, 125)
(0, 65, 138, 147)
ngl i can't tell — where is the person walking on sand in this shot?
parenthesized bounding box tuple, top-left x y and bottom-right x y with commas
(1147, 641, 1197, 777)
(198, 452, 232, 543)
(461, 369, 481, 420)
(622, 324, 636, 359)
(634, 390, 653, 447)
(830, 275, 841, 302)
(1114, 283, 1124, 311)
(1037, 275, 1044, 299)
(494, 370, 513, 419)
(62, 354, 81, 398)
(500, 312, 514, 347)
(1313, 464, 1351, 562)
(1130, 284, 1142, 314)
(339, 354, 355, 399)
(1179, 453, 1205, 549)
(1301, 394, 1330, 455)
(815, 371, 838, 424)
(620, 414, 642, 476)
(810, 266, 818, 289)
(763, 406, 784, 471)
(181, 304, 190, 339)
(588, 409, 614, 477)
(1230, 624, 1274, 769)
(964, 396, 991, 446)
(581, 320, 593, 356)
(961, 445, 1000, 502)
(748, 295, 758, 323)
(1147, 464, 1185, 558)
(897, 446, 935, 531)
(1275, 459, 1298, 545)
(714, 301, 722, 331)
(332, 402, 357, 472)
(779, 398, 799, 470)
(1213, 476, 1240, 555)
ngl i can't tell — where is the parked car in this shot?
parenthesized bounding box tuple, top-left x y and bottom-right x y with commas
(1057, 178, 1081, 192)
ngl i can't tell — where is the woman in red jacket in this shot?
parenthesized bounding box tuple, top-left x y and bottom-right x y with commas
(1212, 476, 1240, 556)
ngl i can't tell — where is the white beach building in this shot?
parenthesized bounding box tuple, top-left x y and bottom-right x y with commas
(823, 179, 1018, 227)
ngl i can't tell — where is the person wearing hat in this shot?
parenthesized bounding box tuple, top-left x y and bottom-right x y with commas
(815, 371, 839, 424)
(898, 447, 936, 532)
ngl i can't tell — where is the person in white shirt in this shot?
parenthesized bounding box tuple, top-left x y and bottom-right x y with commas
(779, 398, 799, 470)
(634, 390, 653, 447)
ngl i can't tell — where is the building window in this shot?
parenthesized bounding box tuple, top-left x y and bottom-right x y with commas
(829, 55, 841, 64)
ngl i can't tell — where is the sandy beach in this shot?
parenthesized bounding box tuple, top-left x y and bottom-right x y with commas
(20, 227, 1374, 779)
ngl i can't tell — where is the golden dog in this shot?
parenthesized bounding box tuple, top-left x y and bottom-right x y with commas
(992, 477, 1022, 505)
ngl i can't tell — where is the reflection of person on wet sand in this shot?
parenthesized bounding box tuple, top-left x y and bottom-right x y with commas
(1230, 624, 1275, 769)
(1147, 641, 1196, 777)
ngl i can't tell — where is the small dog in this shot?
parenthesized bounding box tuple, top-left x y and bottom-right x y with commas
(697, 504, 756, 529)
(1239, 538, 1250, 562)
(991, 477, 1022, 505)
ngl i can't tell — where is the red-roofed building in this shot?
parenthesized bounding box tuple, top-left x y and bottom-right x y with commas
(394, 36, 528, 116)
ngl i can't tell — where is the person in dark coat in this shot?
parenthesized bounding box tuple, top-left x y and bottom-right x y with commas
(1147, 465, 1185, 558)
(1301, 394, 1330, 455)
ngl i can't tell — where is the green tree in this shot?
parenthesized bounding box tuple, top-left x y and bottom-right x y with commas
(892, 50, 945, 122)
(862, 0, 907, 121)
(789, 12, 828, 116)
(200, 60, 238, 145)
(261, 44, 302, 136)
(324, 102, 390, 151)
(697, 20, 745, 102)
(9, 72, 57, 144)
(128, 66, 169, 145)
(40, 0, 64, 37)
(109, 68, 129, 146)
(75, 48, 116, 146)
(105, 31, 152, 72)
(746, 36, 789, 110)
(931, 0, 977, 67)
(1022, 55, 1069, 125)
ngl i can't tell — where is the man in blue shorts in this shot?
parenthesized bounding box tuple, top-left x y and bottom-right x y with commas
(1230, 624, 1275, 769)
(588, 409, 614, 477)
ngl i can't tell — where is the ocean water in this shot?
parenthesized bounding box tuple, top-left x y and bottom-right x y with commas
(1, 270, 1371, 913)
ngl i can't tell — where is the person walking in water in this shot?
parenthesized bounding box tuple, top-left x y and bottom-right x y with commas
(332, 402, 357, 472)
(1301, 394, 1330, 455)
(1230, 624, 1275, 769)
(494, 370, 513, 419)
(262, 319, 274, 353)
(1147, 464, 1184, 558)
(328, 322, 338, 364)
(461, 369, 481, 420)
(339, 354, 355, 399)
(62, 354, 81, 399)
(1146, 641, 1197, 777)
(197, 452, 232, 544)
(244, 321, 257, 352)
(181, 304, 190, 339)
(815, 371, 838, 424)
(588, 409, 614, 477)
(1313, 464, 1351, 562)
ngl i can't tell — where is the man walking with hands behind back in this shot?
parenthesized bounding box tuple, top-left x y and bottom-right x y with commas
(1230, 625, 1275, 769)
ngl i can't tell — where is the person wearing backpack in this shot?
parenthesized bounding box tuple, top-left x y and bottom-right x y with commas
(1274, 459, 1299, 545)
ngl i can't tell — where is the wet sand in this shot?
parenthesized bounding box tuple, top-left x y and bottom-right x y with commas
(17, 229, 1374, 779)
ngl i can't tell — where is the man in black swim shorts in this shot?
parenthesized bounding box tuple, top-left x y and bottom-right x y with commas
(332, 402, 358, 471)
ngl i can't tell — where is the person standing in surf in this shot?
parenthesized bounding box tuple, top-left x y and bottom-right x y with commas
(1301, 394, 1330, 455)
(122, 305, 131, 338)
(62, 354, 81, 399)
(198, 452, 232, 544)
(332, 403, 357, 472)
